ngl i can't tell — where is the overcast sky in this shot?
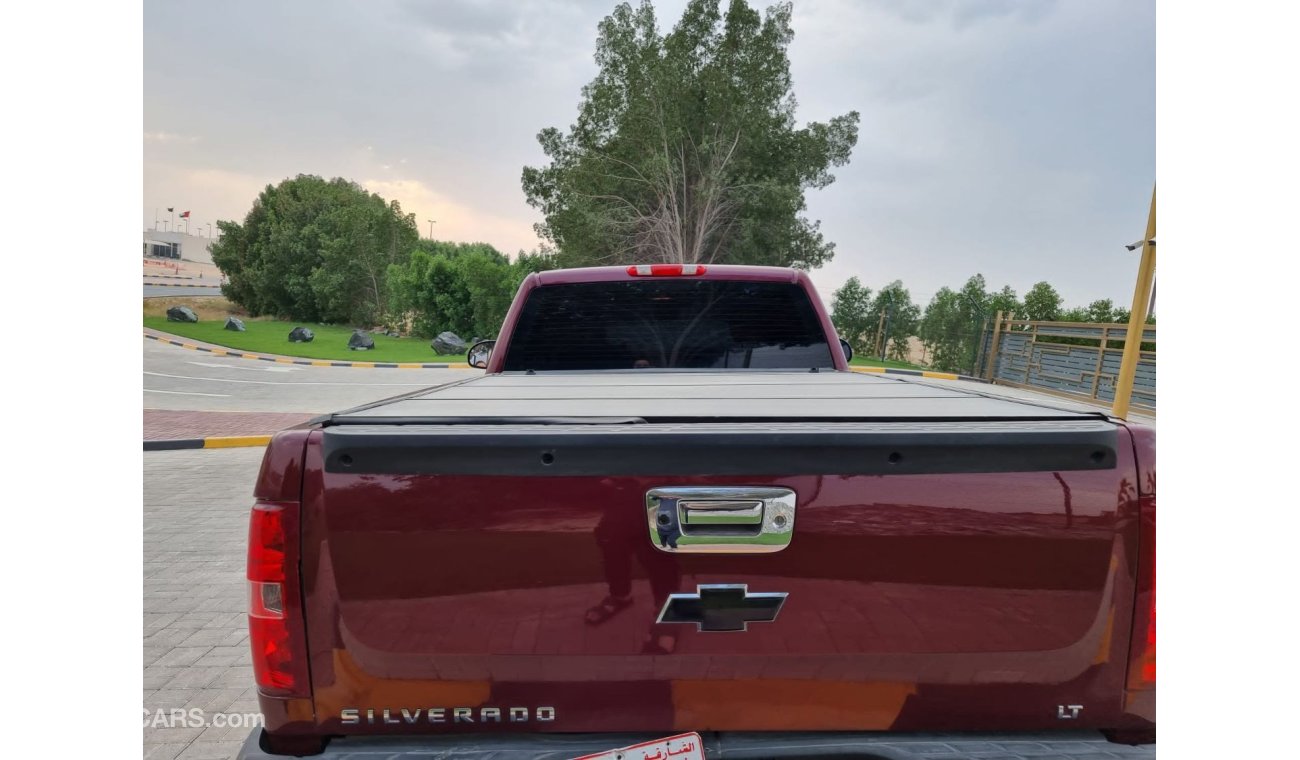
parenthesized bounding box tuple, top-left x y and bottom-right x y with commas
(144, 0, 1153, 308)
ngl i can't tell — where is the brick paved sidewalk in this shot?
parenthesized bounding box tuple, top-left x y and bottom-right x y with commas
(144, 410, 314, 440)
(145, 447, 267, 759)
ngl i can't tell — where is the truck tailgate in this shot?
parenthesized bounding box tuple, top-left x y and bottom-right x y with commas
(297, 373, 1144, 736)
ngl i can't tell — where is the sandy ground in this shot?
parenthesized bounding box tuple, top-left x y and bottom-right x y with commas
(143, 296, 241, 321)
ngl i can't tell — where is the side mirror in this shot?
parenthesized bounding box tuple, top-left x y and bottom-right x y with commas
(839, 338, 854, 362)
(467, 339, 496, 370)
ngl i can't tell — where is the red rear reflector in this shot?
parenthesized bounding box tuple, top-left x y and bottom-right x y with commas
(626, 264, 707, 276)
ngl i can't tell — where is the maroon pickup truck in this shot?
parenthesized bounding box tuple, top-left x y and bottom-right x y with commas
(238, 265, 1155, 759)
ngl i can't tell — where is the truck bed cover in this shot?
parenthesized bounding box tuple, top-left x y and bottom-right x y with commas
(323, 370, 1110, 423)
(318, 371, 1118, 477)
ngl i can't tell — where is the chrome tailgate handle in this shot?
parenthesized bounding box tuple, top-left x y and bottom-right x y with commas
(647, 487, 796, 554)
(680, 500, 763, 525)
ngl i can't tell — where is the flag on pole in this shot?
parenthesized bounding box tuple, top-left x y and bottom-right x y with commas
(180, 211, 191, 218)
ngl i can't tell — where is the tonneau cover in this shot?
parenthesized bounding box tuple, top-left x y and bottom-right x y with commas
(324, 370, 1108, 423)
(319, 371, 1117, 476)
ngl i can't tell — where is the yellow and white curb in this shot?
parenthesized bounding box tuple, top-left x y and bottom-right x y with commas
(144, 435, 272, 452)
(849, 366, 981, 382)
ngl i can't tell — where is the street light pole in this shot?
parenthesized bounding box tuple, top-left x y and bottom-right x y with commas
(427, 219, 436, 238)
(1111, 186, 1157, 420)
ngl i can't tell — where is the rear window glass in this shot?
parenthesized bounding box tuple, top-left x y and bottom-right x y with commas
(500, 279, 834, 371)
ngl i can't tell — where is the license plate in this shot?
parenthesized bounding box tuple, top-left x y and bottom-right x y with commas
(573, 732, 705, 760)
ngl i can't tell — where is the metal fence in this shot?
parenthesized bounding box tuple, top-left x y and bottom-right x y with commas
(983, 319, 1156, 412)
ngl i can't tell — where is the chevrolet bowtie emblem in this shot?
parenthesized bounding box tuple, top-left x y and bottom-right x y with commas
(657, 584, 788, 632)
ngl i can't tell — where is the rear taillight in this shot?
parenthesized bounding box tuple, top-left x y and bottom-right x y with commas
(626, 264, 707, 276)
(1142, 588, 1155, 683)
(1139, 546, 1155, 684)
(247, 501, 306, 695)
(1128, 504, 1155, 691)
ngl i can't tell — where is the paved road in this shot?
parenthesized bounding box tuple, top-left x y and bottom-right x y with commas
(145, 285, 226, 298)
(143, 336, 475, 416)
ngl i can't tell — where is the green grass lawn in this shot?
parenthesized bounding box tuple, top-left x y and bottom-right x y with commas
(144, 317, 468, 363)
(849, 355, 924, 370)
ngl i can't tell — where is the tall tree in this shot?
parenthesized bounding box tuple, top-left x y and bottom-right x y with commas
(830, 277, 872, 352)
(1060, 306, 1090, 322)
(1085, 298, 1115, 323)
(869, 280, 920, 362)
(917, 275, 990, 373)
(522, 0, 859, 270)
(1022, 281, 1063, 321)
(918, 287, 965, 372)
(988, 285, 1021, 319)
(387, 244, 560, 339)
(211, 175, 417, 324)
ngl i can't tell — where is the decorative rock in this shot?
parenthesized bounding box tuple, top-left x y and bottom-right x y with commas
(224, 316, 246, 332)
(348, 330, 375, 351)
(166, 306, 198, 323)
(432, 331, 467, 355)
(288, 326, 315, 343)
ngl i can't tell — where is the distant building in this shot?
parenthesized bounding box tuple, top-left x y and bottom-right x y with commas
(143, 230, 215, 264)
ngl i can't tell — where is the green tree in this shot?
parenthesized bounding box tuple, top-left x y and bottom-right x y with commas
(869, 280, 920, 362)
(522, 0, 859, 270)
(917, 275, 990, 373)
(1113, 307, 1155, 326)
(1060, 306, 1090, 322)
(830, 277, 873, 352)
(388, 244, 561, 339)
(988, 285, 1021, 320)
(211, 175, 417, 324)
(513, 246, 562, 282)
(1085, 298, 1115, 323)
(387, 250, 471, 338)
(918, 287, 964, 372)
(412, 239, 509, 263)
(457, 252, 516, 339)
(1022, 281, 1063, 322)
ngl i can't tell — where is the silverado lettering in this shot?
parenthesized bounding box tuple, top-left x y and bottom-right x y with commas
(339, 707, 556, 725)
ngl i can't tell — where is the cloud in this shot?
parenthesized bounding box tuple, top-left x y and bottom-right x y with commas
(143, 131, 199, 143)
(361, 177, 542, 255)
(143, 162, 268, 227)
(863, 0, 1060, 29)
(143, 0, 1152, 308)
